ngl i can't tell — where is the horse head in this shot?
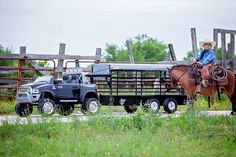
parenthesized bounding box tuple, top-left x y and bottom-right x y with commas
(168, 66, 179, 88)
(168, 64, 190, 88)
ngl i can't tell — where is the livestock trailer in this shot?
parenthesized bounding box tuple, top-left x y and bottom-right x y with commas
(89, 63, 187, 113)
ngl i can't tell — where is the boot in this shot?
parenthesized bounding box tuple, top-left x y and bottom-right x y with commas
(202, 79, 209, 88)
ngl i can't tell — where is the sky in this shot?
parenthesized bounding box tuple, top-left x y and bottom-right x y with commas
(0, 0, 235, 60)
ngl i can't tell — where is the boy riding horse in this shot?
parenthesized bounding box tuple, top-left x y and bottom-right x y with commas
(193, 39, 216, 88)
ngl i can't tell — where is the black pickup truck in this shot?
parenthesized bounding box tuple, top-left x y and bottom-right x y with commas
(16, 71, 99, 117)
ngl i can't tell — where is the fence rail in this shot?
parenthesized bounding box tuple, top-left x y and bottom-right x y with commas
(0, 44, 102, 99)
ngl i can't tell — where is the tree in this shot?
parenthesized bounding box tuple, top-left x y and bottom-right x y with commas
(0, 45, 17, 67)
(183, 51, 194, 61)
(104, 34, 168, 62)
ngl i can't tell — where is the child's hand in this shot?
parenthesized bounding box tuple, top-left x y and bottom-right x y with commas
(197, 62, 203, 67)
(192, 58, 197, 63)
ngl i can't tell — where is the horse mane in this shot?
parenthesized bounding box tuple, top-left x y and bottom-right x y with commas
(170, 64, 191, 71)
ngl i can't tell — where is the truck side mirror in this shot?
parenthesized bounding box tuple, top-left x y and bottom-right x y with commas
(54, 80, 62, 84)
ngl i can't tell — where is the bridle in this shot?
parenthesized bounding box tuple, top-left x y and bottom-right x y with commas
(169, 66, 189, 87)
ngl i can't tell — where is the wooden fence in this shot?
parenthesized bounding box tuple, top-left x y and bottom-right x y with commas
(0, 43, 102, 98)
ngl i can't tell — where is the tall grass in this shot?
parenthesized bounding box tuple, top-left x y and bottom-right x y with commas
(0, 101, 15, 114)
(0, 111, 236, 157)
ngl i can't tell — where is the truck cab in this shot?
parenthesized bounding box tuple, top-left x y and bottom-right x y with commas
(15, 69, 99, 117)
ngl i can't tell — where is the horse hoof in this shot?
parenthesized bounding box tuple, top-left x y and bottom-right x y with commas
(230, 111, 236, 115)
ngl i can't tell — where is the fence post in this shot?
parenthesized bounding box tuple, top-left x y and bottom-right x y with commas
(126, 40, 134, 64)
(75, 59, 80, 67)
(18, 46, 26, 91)
(191, 28, 198, 58)
(168, 44, 177, 61)
(95, 48, 101, 64)
(213, 29, 219, 60)
(221, 32, 226, 67)
(230, 34, 235, 71)
(57, 43, 66, 78)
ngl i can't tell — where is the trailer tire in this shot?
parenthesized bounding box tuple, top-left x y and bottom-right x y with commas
(81, 98, 100, 115)
(38, 99, 56, 116)
(57, 104, 74, 116)
(15, 103, 33, 117)
(142, 98, 160, 113)
(124, 105, 137, 113)
(163, 97, 177, 114)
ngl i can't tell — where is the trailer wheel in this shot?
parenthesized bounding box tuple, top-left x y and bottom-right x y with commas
(57, 104, 74, 116)
(38, 99, 56, 116)
(124, 105, 137, 113)
(81, 98, 100, 115)
(15, 103, 33, 117)
(142, 98, 160, 113)
(163, 98, 177, 114)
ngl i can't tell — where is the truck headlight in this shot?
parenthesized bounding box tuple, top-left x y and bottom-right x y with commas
(32, 88, 39, 94)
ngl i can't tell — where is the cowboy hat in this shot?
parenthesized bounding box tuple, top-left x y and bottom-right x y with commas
(199, 39, 216, 48)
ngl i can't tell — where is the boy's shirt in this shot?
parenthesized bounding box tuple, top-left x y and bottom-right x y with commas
(196, 49, 215, 67)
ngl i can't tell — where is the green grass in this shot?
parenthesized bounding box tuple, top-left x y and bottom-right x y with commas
(0, 101, 15, 115)
(0, 111, 236, 157)
(0, 93, 232, 115)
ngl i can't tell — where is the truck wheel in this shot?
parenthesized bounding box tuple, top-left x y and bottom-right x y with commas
(81, 98, 100, 115)
(163, 98, 177, 114)
(142, 98, 160, 113)
(58, 104, 74, 116)
(38, 99, 56, 116)
(124, 105, 137, 113)
(15, 103, 33, 117)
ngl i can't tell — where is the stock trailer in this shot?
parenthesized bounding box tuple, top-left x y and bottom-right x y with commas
(89, 63, 187, 114)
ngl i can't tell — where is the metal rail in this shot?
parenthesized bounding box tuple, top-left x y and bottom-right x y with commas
(0, 58, 56, 98)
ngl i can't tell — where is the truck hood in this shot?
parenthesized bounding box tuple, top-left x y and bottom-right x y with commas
(20, 82, 47, 89)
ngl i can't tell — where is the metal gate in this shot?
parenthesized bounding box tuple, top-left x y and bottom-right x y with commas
(0, 58, 56, 99)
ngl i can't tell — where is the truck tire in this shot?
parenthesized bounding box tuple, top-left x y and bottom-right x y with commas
(38, 99, 56, 116)
(81, 98, 100, 115)
(15, 103, 33, 117)
(142, 98, 160, 113)
(124, 105, 137, 113)
(57, 104, 74, 116)
(163, 97, 177, 114)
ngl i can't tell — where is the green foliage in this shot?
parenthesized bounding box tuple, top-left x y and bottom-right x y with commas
(0, 45, 17, 67)
(0, 101, 15, 114)
(0, 45, 18, 78)
(183, 51, 194, 61)
(23, 60, 49, 78)
(104, 34, 168, 62)
(0, 113, 236, 157)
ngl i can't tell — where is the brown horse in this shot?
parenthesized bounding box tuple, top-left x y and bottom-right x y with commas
(169, 64, 236, 114)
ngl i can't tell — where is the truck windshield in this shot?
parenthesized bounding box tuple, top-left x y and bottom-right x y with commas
(34, 76, 52, 84)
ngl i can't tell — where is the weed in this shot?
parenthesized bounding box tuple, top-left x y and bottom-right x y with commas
(0, 113, 236, 157)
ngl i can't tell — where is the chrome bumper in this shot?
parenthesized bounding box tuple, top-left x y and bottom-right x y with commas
(16, 92, 40, 104)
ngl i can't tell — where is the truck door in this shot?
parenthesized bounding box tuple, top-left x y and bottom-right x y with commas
(57, 74, 80, 100)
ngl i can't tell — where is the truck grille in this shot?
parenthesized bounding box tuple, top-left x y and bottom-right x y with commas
(19, 87, 31, 93)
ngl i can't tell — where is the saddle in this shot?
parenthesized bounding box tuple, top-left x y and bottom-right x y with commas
(189, 64, 228, 86)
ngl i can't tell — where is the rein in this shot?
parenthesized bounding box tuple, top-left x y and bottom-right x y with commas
(170, 66, 189, 87)
(176, 69, 189, 82)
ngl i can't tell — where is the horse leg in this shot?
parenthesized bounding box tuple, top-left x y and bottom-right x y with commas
(230, 98, 236, 115)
